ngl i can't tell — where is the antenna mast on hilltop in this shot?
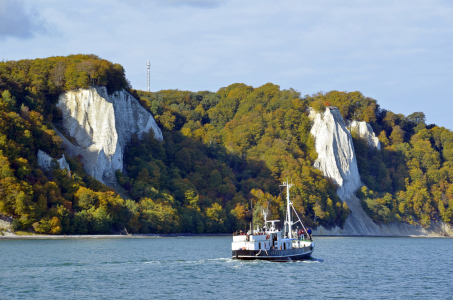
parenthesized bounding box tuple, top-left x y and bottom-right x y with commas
(146, 60, 150, 92)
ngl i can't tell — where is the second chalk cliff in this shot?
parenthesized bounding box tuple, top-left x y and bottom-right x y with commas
(309, 107, 452, 236)
(308, 107, 362, 201)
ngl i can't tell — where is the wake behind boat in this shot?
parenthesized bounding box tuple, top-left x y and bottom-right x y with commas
(232, 180, 314, 262)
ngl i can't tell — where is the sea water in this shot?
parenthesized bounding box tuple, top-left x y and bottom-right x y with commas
(0, 236, 452, 299)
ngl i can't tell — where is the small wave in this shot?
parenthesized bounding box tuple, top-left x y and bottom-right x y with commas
(143, 258, 231, 265)
(303, 257, 324, 263)
(100, 261, 124, 265)
(50, 262, 87, 267)
(183, 258, 233, 264)
(206, 258, 231, 262)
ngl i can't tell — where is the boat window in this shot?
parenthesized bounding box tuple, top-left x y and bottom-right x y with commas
(259, 243, 261, 250)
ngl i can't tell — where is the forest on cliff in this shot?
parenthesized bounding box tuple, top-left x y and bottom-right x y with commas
(310, 93, 453, 228)
(1, 55, 452, 234)
(0, 55, 135, 234)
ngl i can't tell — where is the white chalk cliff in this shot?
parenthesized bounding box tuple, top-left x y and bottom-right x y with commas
(55, 87, 162, 183)
(309, 107, 452, 236)
(37, 150, 70, 173)
(348, 120, 381, 150)
(308, 107, 362, 201)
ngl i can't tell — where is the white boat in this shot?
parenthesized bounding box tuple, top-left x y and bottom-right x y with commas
(232, 180, 314, 261)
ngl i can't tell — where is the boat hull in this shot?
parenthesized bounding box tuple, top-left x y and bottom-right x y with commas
(232, 246, 313, 262)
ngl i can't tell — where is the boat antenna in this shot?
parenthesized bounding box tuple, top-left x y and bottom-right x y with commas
(146, 60, 150, 92)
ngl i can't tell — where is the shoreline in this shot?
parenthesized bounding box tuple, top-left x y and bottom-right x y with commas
(0, 233, 233, 240)
(1, 233, 452, 240)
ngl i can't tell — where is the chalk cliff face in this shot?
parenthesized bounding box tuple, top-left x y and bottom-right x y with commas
(309, 107, 452, 236)
(308, 107, 362, 201)
(348, 120, 381, 150)
(56, 87, 162, 183)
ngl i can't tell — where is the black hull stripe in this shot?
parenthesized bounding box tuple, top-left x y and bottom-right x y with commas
(233, 252, 312, 258)
(232, 249, 314, 260)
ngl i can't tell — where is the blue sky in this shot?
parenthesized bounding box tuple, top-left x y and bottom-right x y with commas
(1, 0, 452, 128)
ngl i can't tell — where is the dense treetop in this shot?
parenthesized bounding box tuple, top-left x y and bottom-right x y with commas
(0, 54, 130, 122)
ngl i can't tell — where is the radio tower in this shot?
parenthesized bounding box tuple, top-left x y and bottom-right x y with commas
(146, 60, 150, 92)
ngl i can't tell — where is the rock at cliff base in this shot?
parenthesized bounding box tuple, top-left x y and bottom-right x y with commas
(37, 150, 70, 173)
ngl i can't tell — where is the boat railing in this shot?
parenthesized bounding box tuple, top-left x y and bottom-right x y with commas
(233, 231, 268, 236)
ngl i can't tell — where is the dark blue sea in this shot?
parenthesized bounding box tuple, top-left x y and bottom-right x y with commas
(0, 236, 452, 299)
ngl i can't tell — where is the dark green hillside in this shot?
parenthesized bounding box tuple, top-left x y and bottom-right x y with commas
(119, 84, 348, 233)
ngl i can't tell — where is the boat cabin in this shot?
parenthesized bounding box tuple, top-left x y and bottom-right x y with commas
(232, 230, 312, 251)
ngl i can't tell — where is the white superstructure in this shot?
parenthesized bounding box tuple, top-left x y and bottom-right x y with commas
(231, 180, 314, 261)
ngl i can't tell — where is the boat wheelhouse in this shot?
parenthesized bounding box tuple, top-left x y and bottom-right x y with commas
(232, 180, 314, 261)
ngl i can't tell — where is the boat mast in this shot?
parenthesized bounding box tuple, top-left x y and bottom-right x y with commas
(250, 198, 254, 235)
(282, 179, 293, 239)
